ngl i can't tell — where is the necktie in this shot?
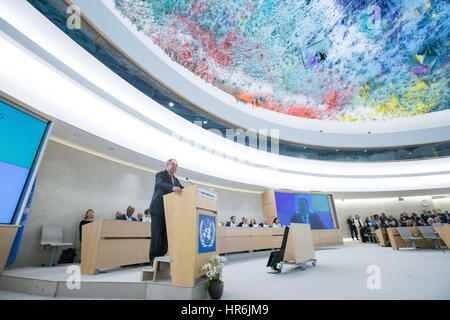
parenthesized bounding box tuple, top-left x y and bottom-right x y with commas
(171, 175, 174, 185)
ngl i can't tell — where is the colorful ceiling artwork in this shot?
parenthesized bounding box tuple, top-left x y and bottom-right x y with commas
(113, 0, 449, 121)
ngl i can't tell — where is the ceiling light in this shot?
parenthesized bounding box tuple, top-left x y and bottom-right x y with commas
(168, 102, 174, 107)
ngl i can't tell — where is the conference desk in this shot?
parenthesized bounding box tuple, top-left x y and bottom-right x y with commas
(435, 225, 450, 248)
(81, 219, 151, 275)
(375, 228, 390, 247)
(218, 226, 343, 254)
(387, 226, 442, 250)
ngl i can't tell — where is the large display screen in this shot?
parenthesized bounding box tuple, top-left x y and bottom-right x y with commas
(0, 100, 49, 224)
(274, 192, 334, 230)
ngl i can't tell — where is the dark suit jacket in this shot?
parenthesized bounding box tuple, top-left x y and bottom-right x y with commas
(291, 213, 324, 230)
(149, 170, 184, 217)
(116, 214, 137, 221)
(347, 218, 356, 229)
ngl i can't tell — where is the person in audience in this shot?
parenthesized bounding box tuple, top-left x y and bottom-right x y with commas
(370, 215, 378, 227)
(272, 217, 282, 228)
(404, 212, 410, 220)
(379, 213, 387, 223)
(411, 219, 418, 227)
(374, 219, 383, 230)
(238, 217, 249, 227)
(432, 209, 438, 217)
(361, 221, 373, 243)
(137, 212, 143, 222)
(438, 211, 449, 224)
(346, 215, 359, 241)
(225, 216, 237, 227)
(354, 215, 363, 228)
(388, 214, 398, 225)
(259, 218, 269, 228)
(389, 219, 398, 228)
(406, 220, 413, 227)
(116, 206, 137, 221)
(399, 219, 407, 227)
(364, 217, 370, 226)
(142, 209, 151, 222)
(249, 218, 257, 227)
(115, 211, 123, 219)
(432, 217, 443, 227)
(417, 219, 427, 226)
(420, 209, 427, 221)
(79, 209, 95, 242)
(411, 213, 420, 223)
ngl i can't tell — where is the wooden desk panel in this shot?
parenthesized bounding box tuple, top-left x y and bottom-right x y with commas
(81, 219, 151, 275)
(251, 235, 274, 250)
(101, 220, 151, 238)
(96, 239, 150, 268)
(435, 225, 450, 247)
(387, 227, 433, 250)
(226, 236, 252, 252)
(0, 225, 20, 273)
(218, 227, 342, 253)
(375, 228, 390, 247)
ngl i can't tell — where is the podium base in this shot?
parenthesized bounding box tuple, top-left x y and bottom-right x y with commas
(0, 264, 208, 300)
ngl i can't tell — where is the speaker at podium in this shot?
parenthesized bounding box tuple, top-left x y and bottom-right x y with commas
(163, 185, 218, 287)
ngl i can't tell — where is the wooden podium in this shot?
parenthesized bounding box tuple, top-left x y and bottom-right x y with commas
(0, 225, 20, 273)
(81, 219, 151, 275)
(283, 223, 315, 264)
(164, 185, 218, 287)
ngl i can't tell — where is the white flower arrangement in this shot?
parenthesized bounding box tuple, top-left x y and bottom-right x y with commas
(201, 255, 227, 290)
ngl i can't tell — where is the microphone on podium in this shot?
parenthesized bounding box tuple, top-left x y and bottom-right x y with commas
(185, 177, 194, 186)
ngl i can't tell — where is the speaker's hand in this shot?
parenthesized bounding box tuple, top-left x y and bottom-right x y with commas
(172, 186, 182, 195)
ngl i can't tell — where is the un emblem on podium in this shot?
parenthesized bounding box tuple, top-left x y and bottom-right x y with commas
(198, 214, 216, 253)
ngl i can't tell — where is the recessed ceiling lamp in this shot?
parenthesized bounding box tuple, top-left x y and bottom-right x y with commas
(168, 102, 174, 107)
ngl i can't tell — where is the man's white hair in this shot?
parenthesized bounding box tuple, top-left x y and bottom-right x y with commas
(166, 159, 177, 165)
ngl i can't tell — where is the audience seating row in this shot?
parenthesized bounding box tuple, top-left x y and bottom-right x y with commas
(374, 226, 450, 250)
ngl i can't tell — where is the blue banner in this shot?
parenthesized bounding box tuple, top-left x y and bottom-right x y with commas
(5, 178, 36, 268)
(198, 214, 216, 254)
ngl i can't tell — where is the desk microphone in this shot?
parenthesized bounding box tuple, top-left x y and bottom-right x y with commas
(186, 177, 194, 186)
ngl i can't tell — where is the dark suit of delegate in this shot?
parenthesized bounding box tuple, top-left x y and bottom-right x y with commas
(290, 213, 324, 230)
(148, 170, 184, 263)
(115, 214, 137, 221)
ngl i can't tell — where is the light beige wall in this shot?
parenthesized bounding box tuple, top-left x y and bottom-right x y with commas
(333, 196, 447, 238)
(13, 140, 263, 267)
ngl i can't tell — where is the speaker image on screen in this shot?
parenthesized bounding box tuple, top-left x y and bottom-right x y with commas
(274, 192, 334, 230)
(0, 99, 51, 225)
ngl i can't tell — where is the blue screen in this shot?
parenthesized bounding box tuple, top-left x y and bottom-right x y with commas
(274, 192, 334, 230)
(0, 100, 48, 224)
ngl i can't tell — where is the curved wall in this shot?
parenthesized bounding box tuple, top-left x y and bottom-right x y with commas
(1, 0, 450, 194)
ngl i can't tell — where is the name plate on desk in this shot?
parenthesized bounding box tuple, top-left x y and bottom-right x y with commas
(198, 188, 217, 200)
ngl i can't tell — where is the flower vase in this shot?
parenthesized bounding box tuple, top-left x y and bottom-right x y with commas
(208, 281, 224, 300)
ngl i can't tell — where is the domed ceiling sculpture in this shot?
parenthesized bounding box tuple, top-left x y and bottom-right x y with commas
(113, 0, 449, 121)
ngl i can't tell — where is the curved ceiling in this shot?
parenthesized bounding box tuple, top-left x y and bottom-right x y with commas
(67, 0, 450, 148)
(113, 0, 449, 122)
(2, 0, 450, 194)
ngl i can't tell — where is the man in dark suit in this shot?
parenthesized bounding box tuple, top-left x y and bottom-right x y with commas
(148, 159, 184, 267)
(346, 215, 359, 240)
(290, 197, 324, 230)
(116, 206, 137, 221)
(225, 216, 236, 227)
